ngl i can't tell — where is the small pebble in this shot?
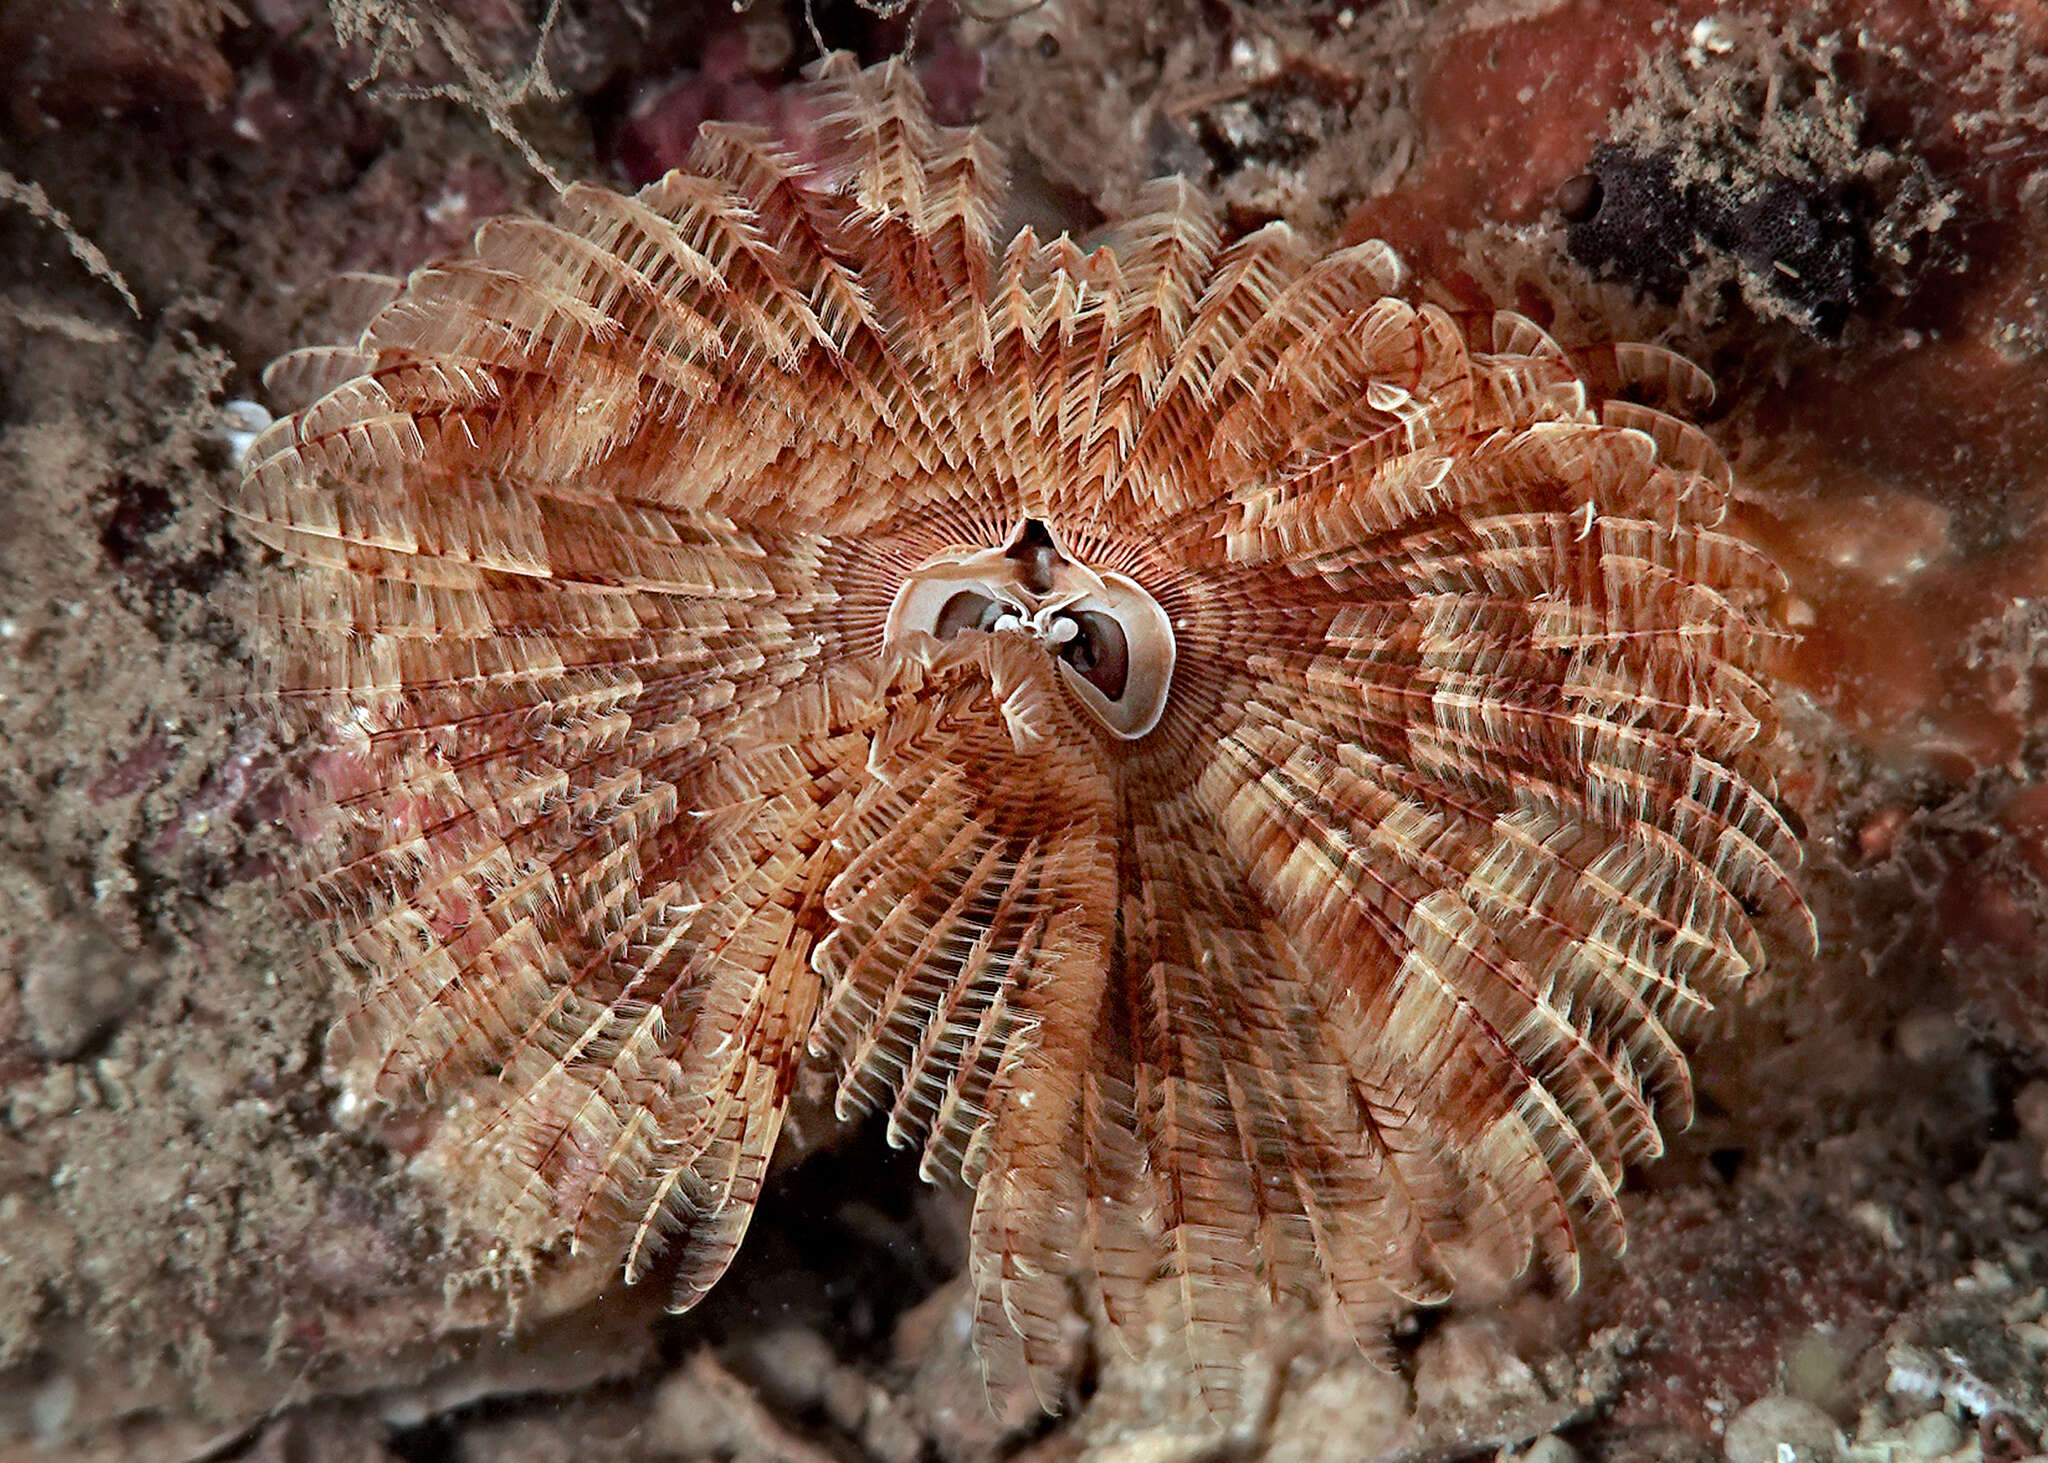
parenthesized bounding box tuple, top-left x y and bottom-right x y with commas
(1895, 1010, 1962, 1065)
(862, 1396, 922, 1463)
(1957, 1258, 2015, 1293)
(1522, 1436, 1581, 1463)
(1903, 1410, 1965, 1459)
(2013, 1080, 2048, 1142)
(19, 923, 140, 1060)
(738, 1326, 836, 1411)
(218, 399, 273, 465)
(1411, 1317, 1541, 1414)
(1846, 1200, 1906, 1249)
(1723, 1395, 1840, 1463)
(29, 1374, 76, 1446)
(821, 1367, 871, 1435)
(1782, 1325, 1855, 1415)
(647, 1368, 738, 1458)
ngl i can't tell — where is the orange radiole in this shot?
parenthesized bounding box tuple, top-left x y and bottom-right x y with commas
(231, 54, 1811, 1410)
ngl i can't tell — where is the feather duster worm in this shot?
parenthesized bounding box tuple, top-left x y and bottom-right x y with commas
(230, 55, 1812, 1409)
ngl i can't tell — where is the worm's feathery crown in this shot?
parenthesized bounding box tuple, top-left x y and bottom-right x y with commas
(230, 54, 1812, 1409)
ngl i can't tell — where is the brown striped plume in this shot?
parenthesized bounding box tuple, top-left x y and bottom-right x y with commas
(229, 55, 1813, 1411)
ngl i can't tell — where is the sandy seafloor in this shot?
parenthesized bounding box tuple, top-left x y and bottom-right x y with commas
(2, 1, 2047, 1459)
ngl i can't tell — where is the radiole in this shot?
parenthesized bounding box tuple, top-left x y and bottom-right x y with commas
(230, 52, 1812, 1414)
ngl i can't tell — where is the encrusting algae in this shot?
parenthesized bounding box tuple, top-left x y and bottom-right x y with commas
(228, 53, 1812, 1412)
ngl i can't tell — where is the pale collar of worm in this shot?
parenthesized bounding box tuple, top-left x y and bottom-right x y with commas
(883, 517, 1177, 740)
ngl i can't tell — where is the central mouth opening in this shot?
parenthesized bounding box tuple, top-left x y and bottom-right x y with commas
(882, 519, 1175, 740)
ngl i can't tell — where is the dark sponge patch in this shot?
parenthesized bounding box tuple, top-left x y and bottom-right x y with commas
(1564, 141, 1875, 338)
(1563, 144, 1699, 306)
(1714, 173, 1867, 337)
(1564, 24, 1956, 341)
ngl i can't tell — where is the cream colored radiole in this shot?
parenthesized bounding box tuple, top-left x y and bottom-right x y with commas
(230, 53, 1812, 1412)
